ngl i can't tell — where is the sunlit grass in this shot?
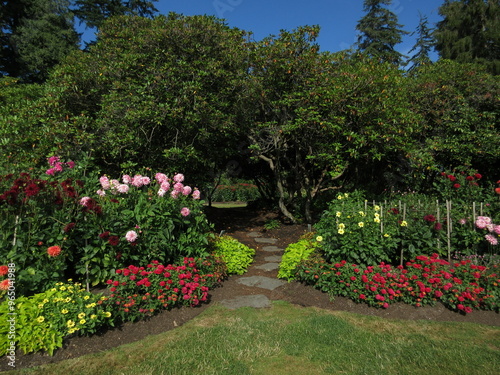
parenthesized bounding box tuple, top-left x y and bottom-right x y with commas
(11, 301, 500, 375)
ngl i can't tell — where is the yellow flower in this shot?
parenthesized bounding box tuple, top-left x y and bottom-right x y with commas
(100, 296, 107, 301)
(316, 236, 323, 242)
(80, 319, 86, 325)
(338, 229, 345, 235)
(86, 303, 96, 309)
(83, 295, 90, 300)
(67, 279, 73, 282)
(400, 221, 408, 227)
(337, 194, 343, 200)
(38, 303, 44, 309)
(384, 233, 390, 238)
(65, 297, 71, 303)
(358, 211, 365, 216)
(374, 205, 380, 211)
(68, 328, 76, 334)
(90, 314, 97, 320)
(344, 193, 349, 198)
(78, 312, 86, 319)
(358, 222, 364, 228)
(336, 211, 342, 217)
(374, 213, 380, 218)
(43, 299, 49, 304)
(374, 218, 380, 223)
(59, 286, 66, 291)
(36, 316, 45, 323)
(67, 320, 75, 328)
(104, 312, 111, 318)
(61, 309, 69, 314)
(338, 223, 345, 229)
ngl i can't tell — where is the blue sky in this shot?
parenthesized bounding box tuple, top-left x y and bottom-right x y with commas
(81, 0, 444, 58)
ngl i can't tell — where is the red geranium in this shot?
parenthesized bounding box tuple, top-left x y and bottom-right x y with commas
(0, 279, 10, 290)
(47, 245, 61, 257)
(0, 265, 8, 276)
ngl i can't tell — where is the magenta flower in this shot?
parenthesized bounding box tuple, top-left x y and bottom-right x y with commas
(125, 230, 138, 243)
(66, 161, 75, 169)
(54, 162, 64, 172)
(46, 168, 55, 175)
(48, 156, 60, 166)
(180, 207, 190, 217)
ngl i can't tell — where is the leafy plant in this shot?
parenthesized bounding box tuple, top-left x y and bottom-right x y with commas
(278, 233, 318, 281)
(0, 280, 113, 356)
(263, 219, 281, 231)
(210, 236, 255, 275)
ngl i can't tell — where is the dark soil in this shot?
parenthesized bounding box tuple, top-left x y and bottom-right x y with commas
(3, 205, 499, 372)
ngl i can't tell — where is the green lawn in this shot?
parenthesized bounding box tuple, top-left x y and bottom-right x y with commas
(10, 301, 500, 375)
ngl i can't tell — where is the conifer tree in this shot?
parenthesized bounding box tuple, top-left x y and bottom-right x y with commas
(434, 0, 499, 74)
(355, 0, 408, 65)
(406, 13, 434, 73)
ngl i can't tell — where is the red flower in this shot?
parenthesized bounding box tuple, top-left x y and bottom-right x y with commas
(474, 173, 482, 179)
(495, 187, 500, 195)
(108, 236, 120, 246)
(453, 183, 460, 189)
(47, 245, 61, 257)
(466, 176, 474, 181)
(448, 175, 456, 181)
(423, 214, 436, 222)
(0, 279, 10, 290)
(63, 223, 76, 233)
(434, 223, 442, 231)
(0, 265, 8, 276)
(24, 183, 40, 197)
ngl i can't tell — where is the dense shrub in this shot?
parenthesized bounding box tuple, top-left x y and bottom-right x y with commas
(278, 233, 319, 281)
(210, 236, 255, 275)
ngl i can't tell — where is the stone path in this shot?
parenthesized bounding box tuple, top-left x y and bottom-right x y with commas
(218, 231, 287, 310)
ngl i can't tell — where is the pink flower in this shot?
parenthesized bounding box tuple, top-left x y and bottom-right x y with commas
(173, 173, 184, 183)
(131, 175, 143, 187)
(66, 161, 75, 169)
(160, 181, 170, 191)
(174, 182, 184, 192)
(46, 168, 55, 175)
(54, 162, 64, 172)
(192, 189, 201, 200)
(171, 190, 180, 199)
(475, 216, 491, 229)
(48, 156, 60, 166)
(116, 184, 129, 194)
(122, 175, 132, 184)
(125, 230, 138, 243)
(141, 176, 151, 185)
(458, 218, 467, 225)
(80, 197, 92, 206)
(182, 186, 192, 196)
(155, 173, 168, 183)
(96, 189, 106, 197)
(180, 207, 190, 217)
(485, 234, 498, 245)
(100, 176, 111, 190)
(494, 225, 500, 235)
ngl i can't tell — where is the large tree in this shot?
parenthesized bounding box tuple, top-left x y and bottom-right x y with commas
(0, 0, 80, 82)
(73, 0, 158, 29)
(355, 0, 408, 65)
(406, 13, 434, 73)
(434, 0, 500, 74)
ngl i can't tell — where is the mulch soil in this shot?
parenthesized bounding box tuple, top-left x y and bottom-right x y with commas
(2, 205, 499, 372)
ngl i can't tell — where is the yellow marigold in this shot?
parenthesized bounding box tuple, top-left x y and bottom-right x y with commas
(400, 221, 408, 227)
(67, 320, 75, 328)
(90, 314, 97, 320)
(80, 319, 86, 325)
(61, 309, 69, 314)
(86, 303, 96, 308)
(78, 312, 86, 319)
(36, 316, 45, 323)
(83, 295, 90, 300)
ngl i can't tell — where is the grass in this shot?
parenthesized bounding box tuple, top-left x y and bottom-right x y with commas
(207, 201, 248, 208)
(9, 301, 500, 375)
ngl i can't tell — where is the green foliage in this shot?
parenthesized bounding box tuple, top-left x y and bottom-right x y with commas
(210, 236, 255, 275)
(277, 233, 318, 281)
(0, 280, 112, 356)
(263, 219, 281, 231)
(211, 182, 260, 202)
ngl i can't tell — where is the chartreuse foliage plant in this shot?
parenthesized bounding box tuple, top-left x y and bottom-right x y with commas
(296, 253, 499, 313)
(278, 233, 319, 281)
(0, 280, 112, 356)
(210, 236, 255, 275)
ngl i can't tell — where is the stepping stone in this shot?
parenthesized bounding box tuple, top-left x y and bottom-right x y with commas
(237, 276, 286, 290)
(254, 237, 277, 244)
(247, 232, 262, 238)
(219, 294, 271, 310)
(265, 255, 282, 263)
(255, 263, 280, 271)
(262, 245, 282, 252)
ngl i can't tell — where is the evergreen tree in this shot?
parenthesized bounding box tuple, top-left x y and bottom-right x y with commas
(0, 0, 79, 82)
(355, 0, 408, 65)
(406, 13, 434, 73)
(434, 0, 500, 74)
(73, 0, 159, 29)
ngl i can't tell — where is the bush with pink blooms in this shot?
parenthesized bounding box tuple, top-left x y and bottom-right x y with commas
(0, 157, 213, 296)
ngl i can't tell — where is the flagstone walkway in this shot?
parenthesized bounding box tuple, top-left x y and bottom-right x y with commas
(217, 231, 288, 310)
